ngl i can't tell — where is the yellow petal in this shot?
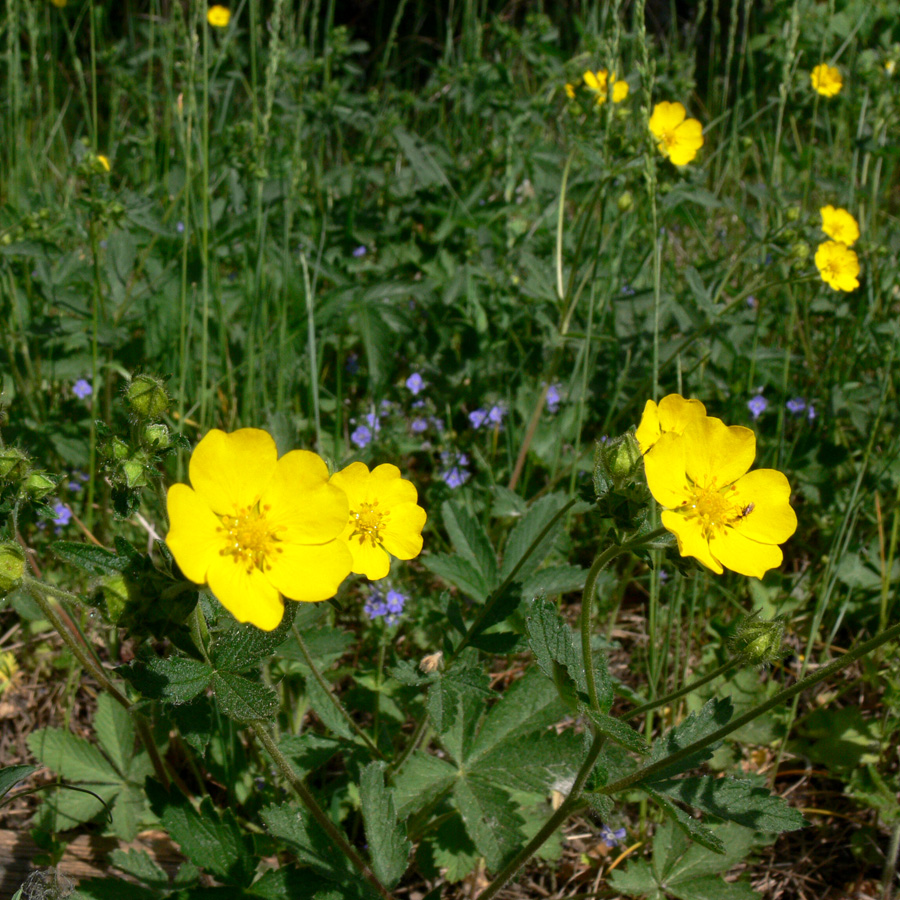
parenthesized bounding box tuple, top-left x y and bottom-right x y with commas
(635, 400, 661, 453)
(381, 502, 427, 560)
(649, 101, 686, 137)
(709, 527, 783, 578)
(657, 394, 707, 435)
(612, 80, 629, 103)
(643, 432, 691, 509)
(729, 469, 797, 544)
(266, 540, 353, 603)
(329, 460, 371, 505)
(206, 553, 284, 630)
(189, 429, 277, 514)
(263, 449, 349, 543)
(368, 463, 419, 506)
(661, 510, 723, 574)
(681, 417, 755, 488)
(347, 537, 391, 580)
(165, 484, 224, 584)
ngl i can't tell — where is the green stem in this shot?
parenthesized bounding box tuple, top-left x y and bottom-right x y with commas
(477, 727, 606, 900)
(23, 576, 170, 791)
(291, 624, 385, 760)
(622, 658, 739, 723)
(250, 723, 394, 900)
(600, 618, 900, 797)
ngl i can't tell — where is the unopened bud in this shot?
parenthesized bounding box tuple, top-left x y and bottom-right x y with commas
(0, 543, 25, 596)
(24, 472, 57, 500)
(101, 437, 130, 461)
(419, 651, 443, 674)
(729, 612, 786, 666)
(609, 433, 641, 479)
(121, 459, 148, 489)
(617, 191, 634, 213)
(142, 424, 170, 450)
(790, 241, 810, 260)
(785, 205, 801, 222)
(125, 375, 169, 420)
(0, 448, 29, 480)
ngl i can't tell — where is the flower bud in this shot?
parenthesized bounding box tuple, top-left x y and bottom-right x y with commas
(608, 433, 641, 479)
(785, 205, 801, 222)
(100, 437, 130, 461)
(419, 651, 443, 674)
(617, 191, 634, 213)
(729, 612, 786, 666)
(125, 375, 170, 420)
(142, 424, 170, 450)
(24, 472, 57, 500)
(121, 459, 148, 489)
(0, 543, 26, 596)
(790, 241, 810, 260)
(0, 448, 30, 480)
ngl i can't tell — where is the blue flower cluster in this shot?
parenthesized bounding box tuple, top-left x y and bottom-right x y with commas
(364, 588, 407, 625)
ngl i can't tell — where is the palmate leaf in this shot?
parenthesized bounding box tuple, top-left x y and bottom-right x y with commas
(499, 492, 574, 583)
(93, 694, 135, 777)
(441, 500, 499, 588)
(360, 762, 411, 888)
(452, 775, 526, 872)
(422, 554, 489, 602)
(643, 786, 725, 854)
(118, 656, 212, 705)
(392, 752, 458, 819)
(580, 705, 650, 756)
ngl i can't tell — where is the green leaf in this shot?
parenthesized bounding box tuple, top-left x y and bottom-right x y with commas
(172, 696, 214, 754)
(39, 782, 118, 831)
(521, 564, 586, 599)
(442, 500, 498, 587)
(608, 859, 663, 898)
(0, 765, 35, 800)
(27, 728, 117, 784)
(260, 801, 354, 880)
(391, 752, 457, 818)
(51, 541, 131, 576)
(499, 493, 571, 583)
(470, 729, 582, 794)
(119, 656, 212, 704)
(646, 698, 734, 781)
(426, 664, 491, 743)
(580, 706, 650, 756)
(360, 762, 411, 887)
(453, 775, 526, 872)
(666, 876, 760, 900)
(212, 671, 279, 723)
(652, 819, 755, 882)
(109, 848, 169, 889)
(93, 694, 135, 778)
(524, 597, 587, 696)
(304, 671, 354, 740)
(247, 866, 343, 899)
(211, 604, 297, 671)
(422, 554, 489, 602)
(644, 786, 725, 854)
(147, 782, 254, 887)
(110, 782, 146, 841)
(73, 878, 160, 900)
(278, 733, 343, 778)
(422, 814, 480, 883)
(433, 666, 491, 763)
(650, 775, 805, 833)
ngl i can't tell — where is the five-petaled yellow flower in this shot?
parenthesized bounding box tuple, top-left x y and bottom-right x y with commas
(207, 5, 231, 27)
(814, 240, 860, 292)
(583, 70, 629, 105)
(648, 101, 704, 166)
(819, 205, 859, 247)
(166, 429, 352, 631)
(810, 63, 842, 97)
(329, 462, 426, 580)
(640, 403, 797, 578)
(635, 393, 707, 455)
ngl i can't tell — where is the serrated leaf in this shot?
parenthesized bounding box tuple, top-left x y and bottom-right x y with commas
(109, 783, 146, 841)
(652, 819, 756, 882)
(524, 597, 587, 695)
(304, 670, 354, 739)
(471, 729, 582, 794)
(278, 733, 343, 778)
(360, 762, 411, 887)
(391, 752, 457, 818)
(0, 765, 35, 799)
(40, 782, 118, 830)
(51, 541, 131, 576)
(521, 564, 586, 599)
(213, 671, 279, 723)
(147, 782, 254, 886)
(109, 848, 169, 889)
(436, 668, 491, 763)
(426, 664, 490, 737)
(650, 775, 805, 833)
(422, 554, 488, 602)
(499, 493, 571, 583)
(453, 775, 526, 872)
(27, 728, 117, 784)
(646, 698, 734, 781)
(426, 814, 480, 883)
(580, 706, 650, 756)
(172, 696, 214, 754)
(667, 876, 760, 900)
(609, 859, 663, 898)
(388, 659, 434, 686)
(211, 604, 297, 671)
(93, 694, 135, 778)
(118, 656, 212, 704)
(644, 786, 725, 854)
(261, 801, 354, 880)
(247, 866, 340, 899)
(442, 500, 498, 587)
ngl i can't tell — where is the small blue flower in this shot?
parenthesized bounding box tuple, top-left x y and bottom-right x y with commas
(599, 825, 627, 848)
(487, 404, 505, 425)
(352, 245, 367, 258)
(406, 373, 425, 395)
(67, 481, 83, 493)
(469, 409, 489, 429)
(365, 411, 382, 431)
(546, 383, 562, 414)
(51, 502, 72, 528)
(351, 425, 372, 448)
(807, 404, 816, 421)
(786, 398, 807, 416)
(746, 295, 757, 308)
(73, 379, 93, 399)
(621, 283, 635, 296)
(410, 417, 428, 434)
(176, 221, 185, 233)
(747, 394, 767, 420)
(385, 590, 406, 615)
(364, 594, 387, 620)
(442, 467, 470, 489)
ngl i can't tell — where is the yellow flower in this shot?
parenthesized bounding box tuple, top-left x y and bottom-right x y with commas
(810, 63, 842, 97)
(648, 101, 704, 166)
(643, 416, 797, 578)
(820, 205, 859, 247)
(166, 429, 352, 631)
(814, 240, 860, 292)
(207, 5, 231, 27)
(635, 393, 707, 454)
(97, 155, 110, 172)
(582, 69, 629, 105)
(50, 0, 67, 8)
(329, 462, 426, 580)
(565, 83, 576, 100)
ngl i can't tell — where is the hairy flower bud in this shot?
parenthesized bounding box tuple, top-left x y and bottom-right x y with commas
(785, 205, 801, 222)
(125, 375, 170, 420)
(0, 448, 30, 480)
(24, 472, 57, 500)
(0, 543, 26, 596)
(121, 459, 148, 489)
(142, 424, 170, 450)
(790, 240, 810, 261)
(729, 612, 786, 666)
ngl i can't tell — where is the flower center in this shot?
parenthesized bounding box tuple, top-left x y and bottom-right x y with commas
(678, 478, 743, 538)
(217, 504, 283, 573)
(349, 501, 388, 547)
